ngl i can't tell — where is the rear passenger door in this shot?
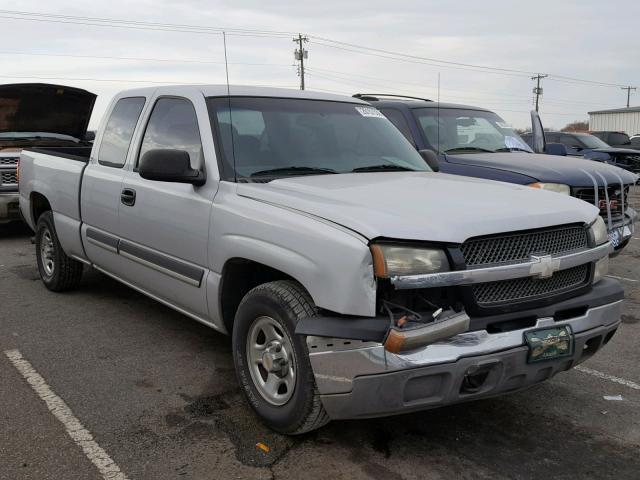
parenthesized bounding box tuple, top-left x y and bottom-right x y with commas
(81, 96, 146, 267)
(116, 93, 217, 320)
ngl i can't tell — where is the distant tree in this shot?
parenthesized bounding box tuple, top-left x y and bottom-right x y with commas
(561, 121, 589, 132)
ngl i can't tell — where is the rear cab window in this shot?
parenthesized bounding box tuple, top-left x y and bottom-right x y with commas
(98, 97, 145, 167)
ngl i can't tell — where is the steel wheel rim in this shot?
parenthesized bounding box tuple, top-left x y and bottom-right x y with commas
(246, 316, 296, 406)
(40, 228, 55, 277)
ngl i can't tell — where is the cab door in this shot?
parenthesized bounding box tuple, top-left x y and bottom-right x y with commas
(81, 96, 146, 268)
(116, 92, 218, 319)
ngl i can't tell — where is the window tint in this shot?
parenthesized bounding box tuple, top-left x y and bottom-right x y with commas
(379, 108, 414, 144)
(138, 97, 202, 168)
(98, 97, 145, 167)
(560, 135, 582, 148)
(609, 132, 630, 146)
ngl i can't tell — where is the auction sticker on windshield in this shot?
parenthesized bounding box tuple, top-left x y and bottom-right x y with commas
(355, 106, 386, 118)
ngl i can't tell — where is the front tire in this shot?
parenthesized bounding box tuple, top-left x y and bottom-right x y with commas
(35, 211, 83, 291)
(232, 280, 329, 434)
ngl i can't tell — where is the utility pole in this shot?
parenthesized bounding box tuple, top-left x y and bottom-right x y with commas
(293, 34, 308, 90)
(531, 74, 548, 112)
(621, 86, 636, 108)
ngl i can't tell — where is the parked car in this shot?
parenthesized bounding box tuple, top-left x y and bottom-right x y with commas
(591, 131, 639, 150)
(520, 131, 640, 175)
(19, 85, 622, 433)
(0, 83, 95, 225)
(357, 94, 638, 252)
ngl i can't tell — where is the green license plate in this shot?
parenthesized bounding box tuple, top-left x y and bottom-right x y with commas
(524, 326, 574, 363)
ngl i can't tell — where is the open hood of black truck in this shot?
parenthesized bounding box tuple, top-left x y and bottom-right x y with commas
(0, 83, 96, 140)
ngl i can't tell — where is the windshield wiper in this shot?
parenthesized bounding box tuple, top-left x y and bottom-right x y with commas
(444, 147, 495, 153)
(494, 147, 532, 153)
(249, 166, 337, 178)
(351, 164, 416, 172)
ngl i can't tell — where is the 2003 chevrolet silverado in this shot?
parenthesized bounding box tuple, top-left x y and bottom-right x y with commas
(19, 86, 623, 434)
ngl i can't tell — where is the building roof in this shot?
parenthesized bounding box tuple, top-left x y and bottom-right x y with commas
(588, 106, 640, 115)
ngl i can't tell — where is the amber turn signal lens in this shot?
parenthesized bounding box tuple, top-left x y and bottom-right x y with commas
(370, 244, 388, 278)
(384, 329, 406, 353)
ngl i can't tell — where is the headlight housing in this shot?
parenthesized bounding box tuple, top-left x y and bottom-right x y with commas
(528, 182, 571, 195)
(370, 244, 449, 278)
(589, 216, 608, 246)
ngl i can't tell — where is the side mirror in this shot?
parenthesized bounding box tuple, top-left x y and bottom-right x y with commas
(544, 143, 569, 156)
(139, 149, 206, 186)
(418, 149, 440, 172)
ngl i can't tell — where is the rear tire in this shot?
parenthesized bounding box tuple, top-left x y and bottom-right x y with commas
(232, 280, 329, 434)
(35, 211, 83, 292)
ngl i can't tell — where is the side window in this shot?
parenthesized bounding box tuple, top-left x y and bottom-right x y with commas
(379, 108, 414, 144)
(98, 97, 145, 167)
(560, 135, 580, 148)
(138, 97, 202, 168)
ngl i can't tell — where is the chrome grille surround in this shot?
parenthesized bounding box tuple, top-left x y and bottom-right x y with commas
(472, 264, 589, 306)
(460, 224, 589, 268)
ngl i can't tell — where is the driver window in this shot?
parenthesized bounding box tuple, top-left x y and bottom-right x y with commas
(138, 97, 203, 168)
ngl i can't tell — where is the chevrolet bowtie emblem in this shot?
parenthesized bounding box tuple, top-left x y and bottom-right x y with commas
(529, 255, 561, 279)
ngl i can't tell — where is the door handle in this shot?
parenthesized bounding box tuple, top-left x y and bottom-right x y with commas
(121, 188, 136, 206)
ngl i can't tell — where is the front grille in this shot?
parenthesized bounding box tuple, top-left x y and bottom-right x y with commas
(1, 171, 17, 185)
(461, 225, 588, 267)
(0, 157, 18, 166)
(472, 264, 589, 306)
(574, 185, 628, 223)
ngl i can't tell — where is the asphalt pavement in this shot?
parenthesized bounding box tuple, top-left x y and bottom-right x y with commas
(1, 191, 639, 480)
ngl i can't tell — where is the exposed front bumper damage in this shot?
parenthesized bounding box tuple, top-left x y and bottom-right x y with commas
(0, 193, 20, 223)
(307, 280, 623, 420)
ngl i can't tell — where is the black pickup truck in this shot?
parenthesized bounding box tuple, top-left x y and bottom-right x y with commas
(0, 83, 95, 225)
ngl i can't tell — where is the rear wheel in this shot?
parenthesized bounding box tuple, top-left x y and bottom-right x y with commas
(35, 211, 83, 291)
(232, 280, 329, 434)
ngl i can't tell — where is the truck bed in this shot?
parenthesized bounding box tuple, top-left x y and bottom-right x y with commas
(19, 149, 89, 235)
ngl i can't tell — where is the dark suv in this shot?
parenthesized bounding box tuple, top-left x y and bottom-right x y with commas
(356, 94, 638, 252)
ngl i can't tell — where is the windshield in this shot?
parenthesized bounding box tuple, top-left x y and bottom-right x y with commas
(207, 97, 429, 181)
(413, 108, 533, 154)
(576, 134, 612, 149)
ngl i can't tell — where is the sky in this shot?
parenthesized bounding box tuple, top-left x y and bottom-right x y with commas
(2, 0, 638, 130)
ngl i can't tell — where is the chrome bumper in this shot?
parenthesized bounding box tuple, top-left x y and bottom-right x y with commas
(309, 299, 622, 420)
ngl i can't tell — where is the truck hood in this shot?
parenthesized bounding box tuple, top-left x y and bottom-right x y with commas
(589, 147, 640, 155)
(237, 172, 599, 243)
(0, 83, 96, 140)
(445, 152, 637, 186)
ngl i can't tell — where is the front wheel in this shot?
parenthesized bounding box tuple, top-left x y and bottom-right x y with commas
(232, 280, 329, 434)
(35, 211, 83, 291)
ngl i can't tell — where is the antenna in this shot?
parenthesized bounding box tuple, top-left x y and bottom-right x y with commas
(222, 31, 237, 182)
(437, 72, 441, 156)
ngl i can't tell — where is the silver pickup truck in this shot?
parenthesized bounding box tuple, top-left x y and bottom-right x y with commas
(19, 85, 622, 434)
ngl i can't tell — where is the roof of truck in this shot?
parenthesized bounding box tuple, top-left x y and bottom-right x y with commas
(113, 85, 368, 104)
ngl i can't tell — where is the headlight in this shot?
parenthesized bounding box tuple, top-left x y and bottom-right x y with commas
(590, 216, 608, 246)
(370, 244, 449, 278)
(593, 255, 609, 284)
(528, 182, 571, 195)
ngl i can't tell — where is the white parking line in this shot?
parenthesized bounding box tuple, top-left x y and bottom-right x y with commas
(575, 365, 640, 391)
(4, 349, 129, 480)
(606, 274, 638, 283)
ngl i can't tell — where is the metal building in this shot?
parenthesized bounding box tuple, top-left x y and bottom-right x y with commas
(588, 106, 640, 135)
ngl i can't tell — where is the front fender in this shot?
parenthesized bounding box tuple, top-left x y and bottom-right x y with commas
(209, 183, 377, 319)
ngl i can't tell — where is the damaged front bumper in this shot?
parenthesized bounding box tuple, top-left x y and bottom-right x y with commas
(303, 279, 623, 420)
